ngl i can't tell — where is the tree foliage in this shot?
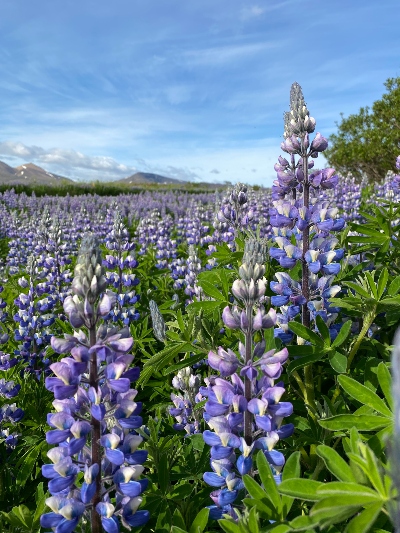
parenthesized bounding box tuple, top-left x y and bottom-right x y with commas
(325, 77, 400, 182)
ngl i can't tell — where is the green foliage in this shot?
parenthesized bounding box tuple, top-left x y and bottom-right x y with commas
(325, 76, 400, 182)
(0, 482, 47, 532)
(278, 429, 395, 532)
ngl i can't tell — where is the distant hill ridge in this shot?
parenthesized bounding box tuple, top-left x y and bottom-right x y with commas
(0, 161, 186, 187)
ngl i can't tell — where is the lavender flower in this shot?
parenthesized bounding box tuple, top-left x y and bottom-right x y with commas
(41, 234, 149, 533)
(202, 237, 293, 519)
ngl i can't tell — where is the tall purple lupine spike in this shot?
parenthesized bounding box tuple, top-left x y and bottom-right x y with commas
(41, 234, 149, 533)
(270, 82, 345, 407)
(202, 236, 293, 519)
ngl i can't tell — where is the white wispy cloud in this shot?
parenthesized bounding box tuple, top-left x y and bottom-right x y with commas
(0, 141, 136, 178)
(182, 41, 281, 66)
(240, 5, 266, 19)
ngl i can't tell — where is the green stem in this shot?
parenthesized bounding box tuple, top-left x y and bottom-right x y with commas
(346, 310, 376, 371)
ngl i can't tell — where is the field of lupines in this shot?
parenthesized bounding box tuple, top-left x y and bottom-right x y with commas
(1, 83, 400, 533)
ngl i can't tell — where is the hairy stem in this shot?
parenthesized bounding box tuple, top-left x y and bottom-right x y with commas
(346, 310, 376, 371)
(243, 305, 253, 446)
(301, 152, 315, 406)
(89, 324, 102, 533)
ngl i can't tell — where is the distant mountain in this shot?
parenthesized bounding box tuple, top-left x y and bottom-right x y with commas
(0, 162, 74, 186)
(114, 171, 184, 185)
(0, 160, 222, 188)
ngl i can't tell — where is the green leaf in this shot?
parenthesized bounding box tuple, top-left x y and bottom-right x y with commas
(267, 525, 292, 533)
(243, 474, 271, 502)
(176, 309, 186, 332)
(377, 362, 393, 410)
(343, 281, 371, 299)
(7, 504, 36, 529)
(189, 508, 210, 533)
(359, 444, 387, 497)
(376, 268, 389, 299)
(164, 353, 206, 375)
(288, 321, 324, 345)
(331, 320, 352, 348)
(316, 445, 356, 482)
(186, 301, 223, 314)
(158, 453, 170, 494)
(15, 442, 44, 488)
(256, 451, 282, 513)
(316, 315, 331, 345)
(345, 502, 383, 533)
(318, 414, 391, 431)
(281, 452, 300, 516)
(139, 342, 193, 386)
(169, 483, 194, 501)
(387, 275, 400, 296)
(282, 451, 301, 481)
(288, 514, 320, 530)
(219, 520, 241, 533)
(328, 351, 347, 373)
(172, 508, 187, 530)
(197, 280, 227, 301)
(278, 479, 324, 501)
(338, 375, 392, 417)
(365, 272, 378, 299)
(247, 507, 260, 533)
(286, 353, 326, 374)
(310, 495, 365, 525)
(317, 482, 382, 502)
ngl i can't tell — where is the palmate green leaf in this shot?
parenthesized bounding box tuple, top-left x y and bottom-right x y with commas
(278, 479, 324, 501)
(1, 505, 33, 530)
(343, 281, 371, 299)
(15, 441, 46, 488)
(344, 502, 383, 533)
(316, 445, 356, 482)
(338, 375, 392, 417)
(139, 341, 193, 386)
(164, 352, 206, 375)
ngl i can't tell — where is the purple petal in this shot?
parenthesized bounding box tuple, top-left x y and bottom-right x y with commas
(203, 472, 226, 487)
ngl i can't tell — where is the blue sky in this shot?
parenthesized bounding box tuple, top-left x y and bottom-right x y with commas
(0, 0, 398, 186)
